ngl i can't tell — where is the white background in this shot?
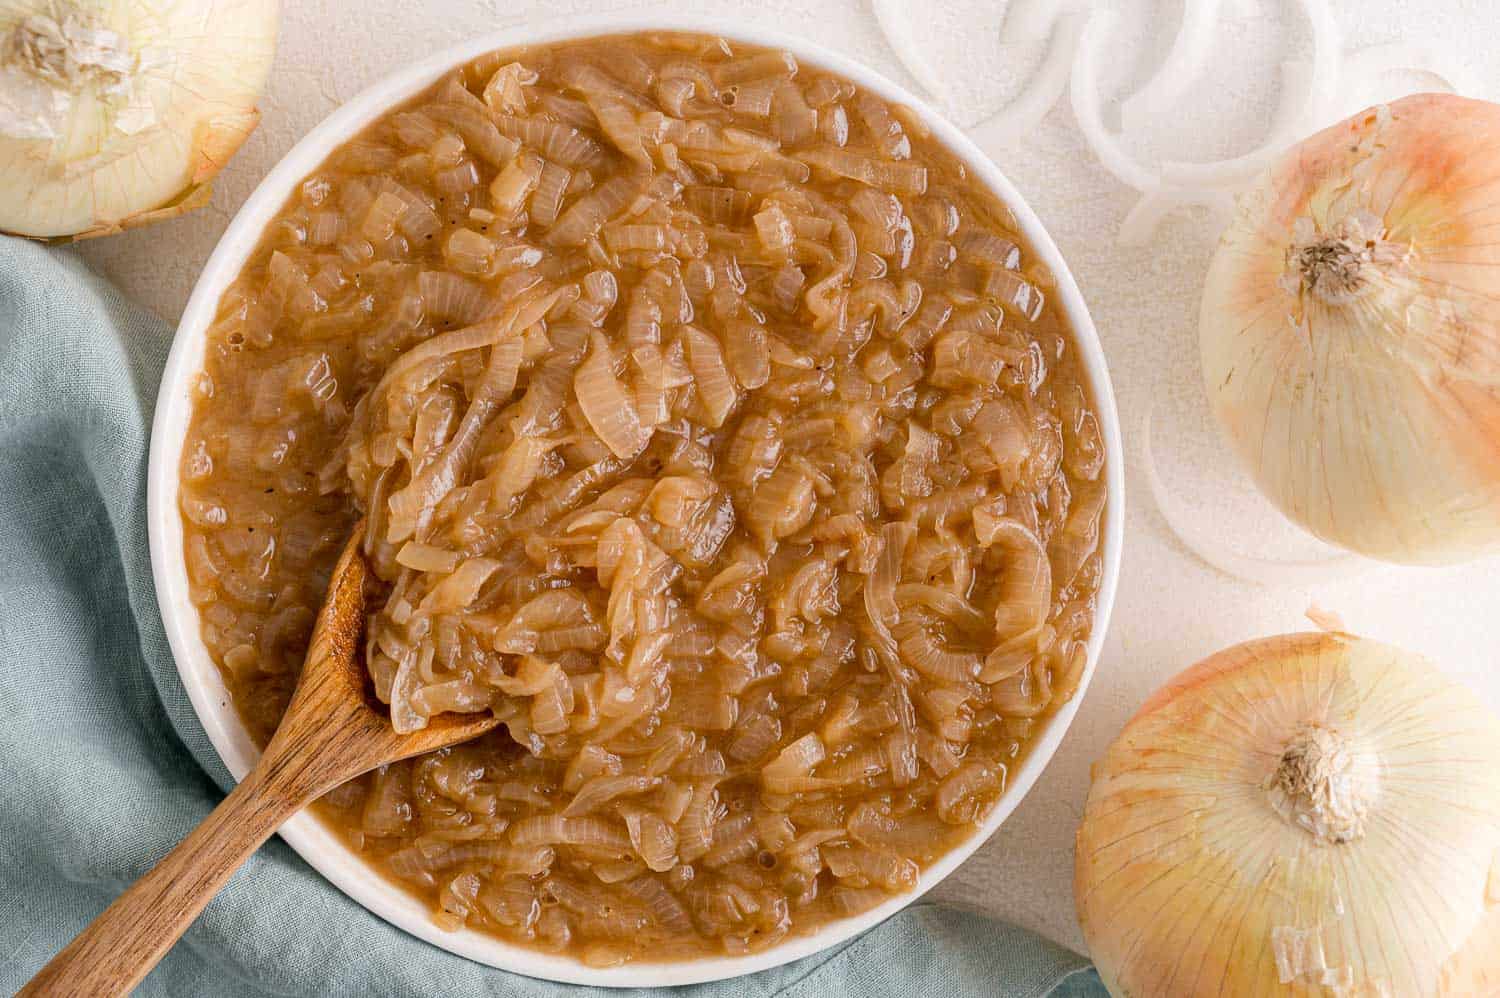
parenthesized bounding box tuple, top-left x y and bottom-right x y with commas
(81, 0, 1500, 955)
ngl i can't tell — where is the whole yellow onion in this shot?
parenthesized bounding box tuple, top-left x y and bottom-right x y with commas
(1200, 94, 1500, 564)
(1075, 632, 1500, 996)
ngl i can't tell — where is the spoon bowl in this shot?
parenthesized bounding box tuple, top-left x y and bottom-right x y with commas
(254, 523, 503, 785)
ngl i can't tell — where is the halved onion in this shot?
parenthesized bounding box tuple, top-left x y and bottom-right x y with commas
(0, 1, 278, 239)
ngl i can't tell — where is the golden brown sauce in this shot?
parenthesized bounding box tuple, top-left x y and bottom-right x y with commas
(180, 32, 1106, 965)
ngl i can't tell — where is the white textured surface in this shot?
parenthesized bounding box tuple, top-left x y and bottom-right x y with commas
(80, 0, 1500, 955)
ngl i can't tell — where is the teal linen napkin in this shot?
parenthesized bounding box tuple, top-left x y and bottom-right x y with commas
(0, 235, 1105, 997)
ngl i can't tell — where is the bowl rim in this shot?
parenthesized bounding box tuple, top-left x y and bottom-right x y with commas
(146, 12, 1125, 988)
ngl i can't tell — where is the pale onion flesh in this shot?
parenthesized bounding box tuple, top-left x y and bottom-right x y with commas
(1076, 632, 1500, 997)
(0, 0, 278, 239)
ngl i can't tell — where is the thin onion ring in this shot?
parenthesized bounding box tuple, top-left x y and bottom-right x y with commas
(1159, 0, 1342, 190)
(1120, 0, 1224, 131)
(975, 13, 1087, 144)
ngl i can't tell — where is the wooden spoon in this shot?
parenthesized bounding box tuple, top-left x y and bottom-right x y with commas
(21, 528, 500, 997)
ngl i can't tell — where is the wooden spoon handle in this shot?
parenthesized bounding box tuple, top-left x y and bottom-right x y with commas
(19, 759, 306, 997)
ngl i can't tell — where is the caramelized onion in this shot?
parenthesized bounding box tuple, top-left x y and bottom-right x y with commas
(575, 332, 652, 459)
(184, 32, 1108, 962)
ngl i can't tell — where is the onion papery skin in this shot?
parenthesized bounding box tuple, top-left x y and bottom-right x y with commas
(1075, 633, 1500, 997)
(0, 1, 278, 240)
(1200, 94, 1500, 564)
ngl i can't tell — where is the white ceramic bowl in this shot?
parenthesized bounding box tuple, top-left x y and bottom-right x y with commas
(147, 13, 1124, 988)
